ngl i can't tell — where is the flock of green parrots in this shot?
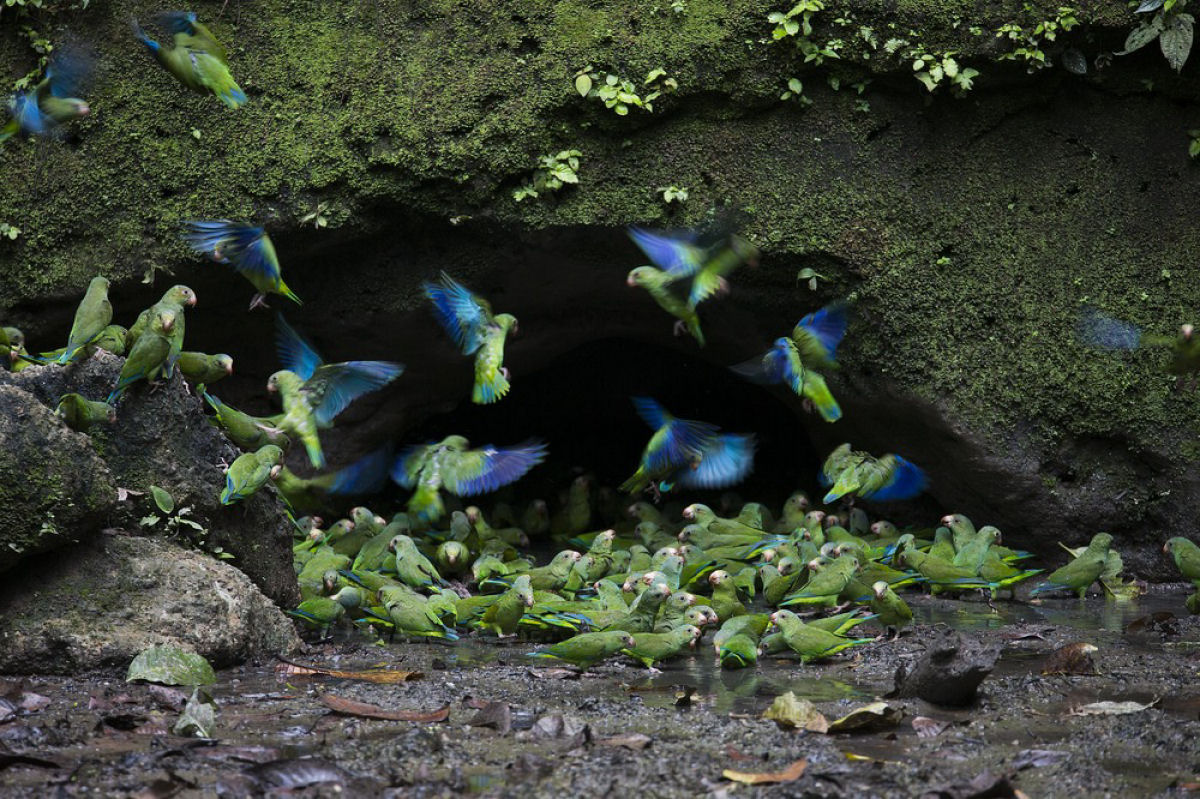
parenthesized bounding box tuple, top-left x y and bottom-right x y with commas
(6, 11, 1200, 670)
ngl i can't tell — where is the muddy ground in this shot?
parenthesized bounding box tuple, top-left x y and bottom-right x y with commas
(3, 590, 1200, 798)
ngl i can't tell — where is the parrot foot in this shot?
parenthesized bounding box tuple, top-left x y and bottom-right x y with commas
(673, 319, 688, 337)
(216, 457, 231, 471)
(646, 666, 663, 675)
(248, 294, 271, 311)
(499, 366, 510, 380)
(254, 422, 286, 436)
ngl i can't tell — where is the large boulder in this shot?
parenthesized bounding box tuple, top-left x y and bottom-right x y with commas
(2, 355, 299, 606)
(0, 535, 300, 674)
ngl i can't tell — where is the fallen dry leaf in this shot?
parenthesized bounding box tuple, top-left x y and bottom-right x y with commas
(276, 658, 422, 684)
(725, 745, 757, 762)
(528, 668, 579, 680)
(468, 701, 512, 734)
(1069, 698, 1159, 716)
(596, 733, 651, 750)
(912, 716, 951, 738)
(763, 692, 828, 733)
(827, 701, 903, 733)
(722, 758, 807, 785)
(1041, 642, 1099, 675)
(319, 694, 450, 723)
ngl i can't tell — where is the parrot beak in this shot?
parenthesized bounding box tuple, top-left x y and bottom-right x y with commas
(269, 465, 282, 480)
(625, 273, 637, 287)
(1163, 541, 1172, 554)
(266, 382, 276, 393)
(940, 514, 954, 525)
(525, 597, 535, 608)
(187, 294, 198, 307)
(345, 520, 355, 531)
(225, 361, 234, 375)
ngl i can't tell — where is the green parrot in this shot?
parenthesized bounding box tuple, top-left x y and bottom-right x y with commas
(521, 499, 550, 538)
(0, 47, 91, 144)
(353, 522, 407, 572)
(820, 443, 927, 505)
(622, 625, 701, 669)
(714, 614, 769, 669)
(774, 492, 811, 533)
(897, 544, 988, 595)
(127, 285, 197, 380)
(603, 581, 671, 633)
(178, 352, 233, 386)
(781, 555, 859, 609)
(287, 586, 361, 638)
(475, 575, 535, 637)
(271, 315, 405, 469)
(1078, 306, 1200, 380)
(471, 314, 518, 404)
(377, 585, 459, 640)
(768, 609, 873, 663)
(391, 434, 546, 523)
(551, 475, 592, 536)
(527, 630, 636, 671)
(422, 272, 519, 404)
(1188, 591, 1200, 616)
(708, 570, 747, 622)
(627, 228, 758, 327)
(951, 526, 1001, 574)
(219, 444, 283, 505)
(625, 265, 705, 345)
(869, 581, 912, 637)
(182, 221, 300, 310)
(389, 534, 447, 590)
(1164, 537, 1200, 587)
(1031, 533, 1114, 598)
(436, 540, 471, 576)
(979, 553, 1043, 599)
(107, 308, 177, 403)
(57, 276, 112, 365)
(653, 591, 698, 632)
(762, 558, 803, 607)
(133, 12, 246, 108)
(200, 386, 289, 452)
(55, 393, 116, 432)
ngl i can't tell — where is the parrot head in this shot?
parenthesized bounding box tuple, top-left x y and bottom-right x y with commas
(872, 581, 889, 599)
(217, 354, 234, 375)
(1182, 323, 1195, 340)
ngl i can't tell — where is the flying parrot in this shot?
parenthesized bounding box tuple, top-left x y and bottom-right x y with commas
(269, 314, 404, 468)
(133, 12, 246, 108)
(57, 276, 112, 365)
(820, 442, 927, 505)
(1078, 306, 1200, 381)
(182, 221, 300, 310)
(627, 227, 759, 308)
(423, 271, 519, 404)
(0, 47, 91, 144)
(619, 397, 755, 497)
(390, 434, 547, 524)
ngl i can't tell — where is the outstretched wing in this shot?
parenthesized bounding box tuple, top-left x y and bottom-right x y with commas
(1076, 306, 1144, 351)
(863, 455, 927, 502)
(275, 314, 323, 380)
(391, 443, 433, 489)
(631, 396, 717, 474)
(792, 301, 849, 365)
(627, 228, 704, 278)
(326, 446, 395, 495)
(304, 360, 405, 426)
(442, 440, 548, 497)
(676, 433, 756, 490)
(183, 221, 278, 282)
(423, 272, 492, 355)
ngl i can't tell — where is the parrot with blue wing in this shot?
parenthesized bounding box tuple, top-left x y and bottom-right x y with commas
(182, 221, 300, 310)
(219, 444, 283, 505)
(391, 435, 547, 524)
(269, 315, 404, 468)
(133, 12, 246, 108)
(1, 47, 91, 144)
(820, 443, 926, 505)
(1078, 306, 1200, 383)
(423, 271, 519, 404)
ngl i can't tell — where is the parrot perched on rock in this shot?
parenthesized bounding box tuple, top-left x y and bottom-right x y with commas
(42, 325, 128, 363)
(200, 386, 289, 452)
(391, 434, 547, 524)
(133, 12, 246, 108)
(1078, 306, 1200, 381)
(178, 352, 233, 385)
(127, 284, 197, 380)
(108, 308, 177, 403)
(55, 393, 116, 432)
(219, 444, 283, 505)
(1, 47, 91, 144)
(527, 630, 636, 671)
(820, 443, 927, 505)
(269, 314, 404, 468)
(619, 397, 755, 497)
(57, 276, 112, 365)
(182, 221, 300, 310)
(1031, 533, 1114, 598)
(423, 271, 518, 404)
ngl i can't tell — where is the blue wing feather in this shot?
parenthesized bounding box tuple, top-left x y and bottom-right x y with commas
(446, 440, 548, 496)
(675, 433, 756, 490)
(423, 272, 489, 355)
(391, 444, 430, 488)
(773, 338, 804, 393)
(308, 360, 405, 427)
(1077, 306, 1143, 350)
(631, 396, 672, 430)
(863, 456, 927, 502)
(795, 301, 849, 361)
(275, 314, 323, 380)
(182, 221, 278, 282)
(327, 446, 395, 495)
(627, 228, 702, 277)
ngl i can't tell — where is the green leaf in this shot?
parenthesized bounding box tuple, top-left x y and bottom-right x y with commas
(139, 514, 161, 527)
(574, 73, 593, 97)
(1160, 13, 1194, 72)
(1189, 138, 1200, 158)
(644, 67, 667, 84)
(150, 485, 174, 515)
(1119, 17, 1165, 55)
(1137, 0, 1166, 12)
(784, 19, 799, 35)
(915, 72, 938, 91)
(788, 77, 804, 93)
(127, 644, 216, 686)
(605, 74, 619, 86)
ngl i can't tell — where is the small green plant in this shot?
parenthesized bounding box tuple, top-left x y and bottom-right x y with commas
(796, 267, 828, 290)
(1120, 0, 1193, 73)
(300, 202, 330, 229)
(574, 67, 677, 115)
(670, 0, 687, 14)
(779, 77, 811, 105)
(1189, 128, 1200, 157)
(140, 485, 233, 560)
(909, 47, 980, 94)
(0, 223, 20, 240)
(769, 0, 843, 64)
(658, 185, 689, 203)
(995, 4, 1079, 71)
(513, 150, 581, 202)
